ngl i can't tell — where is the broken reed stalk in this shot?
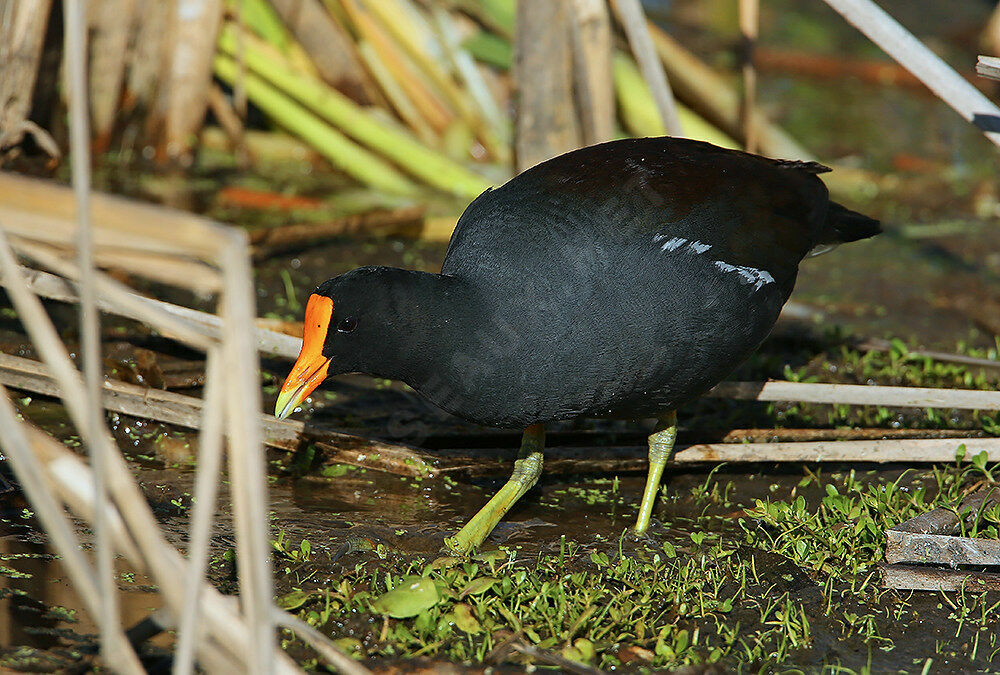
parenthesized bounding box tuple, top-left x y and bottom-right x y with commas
(62, 1, 121, 666)
(612, 0, 683, 136)
(164, 0, 224, 160)
(612, 53, 738, 148)
(217, 26, 494, 199)
(430, 4, 510, 160)
(88, 0, 137, 148)
(822, 0, 1000, 147)
(273, 610, 373, 675)
(266, 0, 376, 103)
(338, 0, 453, 133)
(645, 23, 812, 159)
(23, 420, 305, 674)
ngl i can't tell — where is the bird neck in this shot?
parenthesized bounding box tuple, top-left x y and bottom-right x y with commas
(361, 269, 476, 386)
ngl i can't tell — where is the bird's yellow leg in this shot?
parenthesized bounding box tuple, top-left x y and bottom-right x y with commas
(634, 410, 677, 535)
(446, 424, 545, 554)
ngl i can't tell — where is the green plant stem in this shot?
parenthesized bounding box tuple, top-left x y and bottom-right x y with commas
(218, 25, 496, 199)
(213, 55, 419, 196)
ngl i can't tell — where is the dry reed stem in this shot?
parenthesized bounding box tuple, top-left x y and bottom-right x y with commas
(612, 0, 682, 136)
(738, 0, 759, 152)
(570, 0, 615, 145)
(822, 0, 1000, 147)
(220, 239, 276, 675)
(0, 230, 292, 672)
(174, 348, 228, 675)
(11, 241, 216, 350)
(977, 55, 1000, 82)
(63, 0, 120, 663)
(0, 391, 145, 673)
(8, 265, 299, 358)
(674, 438, 1000, 463)
(709, 380, 1000, 410)
(0, 171, 229, 259)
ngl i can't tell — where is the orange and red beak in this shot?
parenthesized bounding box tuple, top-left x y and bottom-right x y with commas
(275, 294, 333, 419)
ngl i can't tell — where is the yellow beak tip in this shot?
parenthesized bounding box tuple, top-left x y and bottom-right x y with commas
(274, 390, 298, 420)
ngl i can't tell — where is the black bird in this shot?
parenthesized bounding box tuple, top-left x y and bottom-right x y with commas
(275, 137, 880, 552)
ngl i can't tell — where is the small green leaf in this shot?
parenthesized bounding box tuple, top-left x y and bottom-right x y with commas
(459, 576, 498, 599)
(277, 589, 313, 610)
(450, 603, 481, 633)
(371, 576, 439, 618)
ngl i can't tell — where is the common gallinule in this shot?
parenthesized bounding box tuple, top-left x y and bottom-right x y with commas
(275, 137, 880, 553)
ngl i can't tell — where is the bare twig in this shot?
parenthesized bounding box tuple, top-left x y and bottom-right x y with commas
(612, 0, 682, 136)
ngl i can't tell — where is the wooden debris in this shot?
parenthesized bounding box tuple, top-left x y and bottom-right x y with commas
(881, 564, 1000, 592)
(249, 205, 425, 259)
(976, 55, 1000, 82)
(709, 380, 1000, 411)
(885, 530, 1000, 567)
(674, 438, 1000, 463)
(883, 487, 1000, 590)
(891, 487, 1000, 535)
(0, 351, 369, 455)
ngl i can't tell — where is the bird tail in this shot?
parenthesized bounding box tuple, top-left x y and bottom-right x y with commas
(809, 202, 881, 257)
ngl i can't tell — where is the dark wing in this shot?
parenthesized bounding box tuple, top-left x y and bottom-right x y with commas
(441, 137, 832, 288)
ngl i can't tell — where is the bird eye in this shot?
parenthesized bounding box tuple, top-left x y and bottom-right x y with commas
(337, 317, 357, 333)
